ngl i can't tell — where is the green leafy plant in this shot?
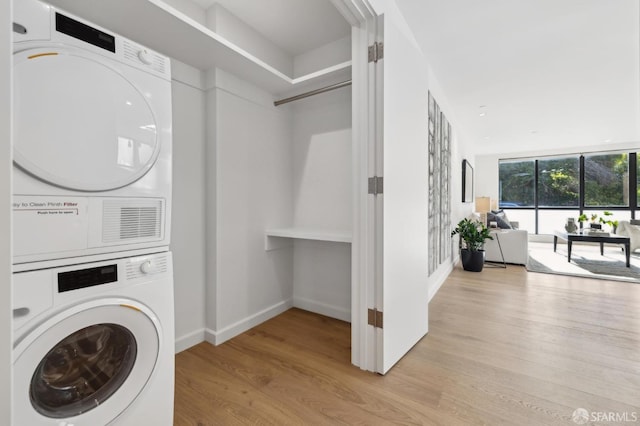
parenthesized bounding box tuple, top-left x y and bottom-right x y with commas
(451, 218, 493, 252)
(599, 211, 618, 230)
(578, 213, 600, 223)
(598, 211, 612, 224)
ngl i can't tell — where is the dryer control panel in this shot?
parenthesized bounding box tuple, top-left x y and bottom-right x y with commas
(13, 0, 171, 80)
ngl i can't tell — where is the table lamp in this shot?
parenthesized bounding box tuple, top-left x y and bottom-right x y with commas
(475, 196, 491, 226)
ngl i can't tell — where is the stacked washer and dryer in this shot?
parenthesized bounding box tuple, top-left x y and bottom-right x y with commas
(12, 0, 175, 424)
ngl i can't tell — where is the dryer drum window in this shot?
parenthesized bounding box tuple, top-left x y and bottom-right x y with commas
(29, 323, 137, 418)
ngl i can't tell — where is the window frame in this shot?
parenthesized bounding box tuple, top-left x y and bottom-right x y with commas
(498, 151, 638, 234)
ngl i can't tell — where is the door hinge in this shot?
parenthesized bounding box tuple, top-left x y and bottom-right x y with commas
(368, 308, 383, 329)
(368, 41, 384, 63)
(368, 176, 383, 195)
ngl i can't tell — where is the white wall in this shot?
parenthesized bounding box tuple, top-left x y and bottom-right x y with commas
(206, 4, 293, 77)
(1, 1, 11, 423)
(206, 69, 294, 344)
(292, 89, 352, 232)
(293, 35, 351, 78)
(290, 87, 352, 321)
(170, 59, 207, 352)
(475, 154, 500, 201)
(161, 0, 206, 25)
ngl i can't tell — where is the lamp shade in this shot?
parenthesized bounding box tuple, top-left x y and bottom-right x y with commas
(475, 196, 491, 213)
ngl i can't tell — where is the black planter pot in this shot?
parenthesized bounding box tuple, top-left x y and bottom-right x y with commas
(461, 249, 485, 272)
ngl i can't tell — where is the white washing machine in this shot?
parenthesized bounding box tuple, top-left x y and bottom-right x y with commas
(12, 0, 173, 265)
(12, 252, 175, 425)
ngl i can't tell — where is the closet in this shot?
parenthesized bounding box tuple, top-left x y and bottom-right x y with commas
(43, 0, 434, 374)
(45, 0, 355, 331)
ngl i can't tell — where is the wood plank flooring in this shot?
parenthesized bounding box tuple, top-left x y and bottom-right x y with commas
(174, 264, 640, 425)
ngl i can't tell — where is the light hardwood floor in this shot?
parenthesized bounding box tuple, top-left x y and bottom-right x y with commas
(174, 264, 640, 425)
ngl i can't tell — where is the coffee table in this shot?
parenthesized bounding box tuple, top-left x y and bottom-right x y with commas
(553, 230, 631, 267)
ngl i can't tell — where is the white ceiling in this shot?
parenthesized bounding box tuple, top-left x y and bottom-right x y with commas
(395, 0, 640, 156)
(191, 0, 351, 56)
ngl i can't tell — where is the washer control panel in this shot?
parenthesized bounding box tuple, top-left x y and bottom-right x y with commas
(58, 264, 118, 293)
(12, 252, 172, 333)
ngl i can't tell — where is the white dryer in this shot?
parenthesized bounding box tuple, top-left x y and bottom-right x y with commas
(13, 252, 175, 425)
(12, 0, 172, 265)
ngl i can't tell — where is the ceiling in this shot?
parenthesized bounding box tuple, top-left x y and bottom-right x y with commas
(48, 0, 638, 156)
(395, 0, 640, 156)
(191, 0, 351, 56)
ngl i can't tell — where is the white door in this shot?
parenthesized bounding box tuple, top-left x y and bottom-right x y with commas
(370, 12, 430, 374)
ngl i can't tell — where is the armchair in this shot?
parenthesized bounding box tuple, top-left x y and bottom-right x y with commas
(616, 221, 640, 253)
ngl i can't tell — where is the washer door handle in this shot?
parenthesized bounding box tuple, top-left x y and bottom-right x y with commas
(13, 307, 30, 318)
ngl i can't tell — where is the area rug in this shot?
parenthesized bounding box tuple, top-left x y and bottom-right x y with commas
(527, 243, 640, 283)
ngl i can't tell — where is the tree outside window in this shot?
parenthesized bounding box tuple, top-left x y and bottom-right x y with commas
(538, 157, 579, 207)
(499, 160, 534, 207)
(584, 153, 628, 207)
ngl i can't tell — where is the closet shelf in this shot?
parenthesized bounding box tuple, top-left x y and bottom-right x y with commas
(265, 228, 352, 251)
(46, 0, 352, 95)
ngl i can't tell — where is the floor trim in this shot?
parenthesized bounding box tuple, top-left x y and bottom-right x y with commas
(205, 299, 294, 345)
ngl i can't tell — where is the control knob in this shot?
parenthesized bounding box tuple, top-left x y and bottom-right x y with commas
(140, 260, 152, 274)
(138, 49, 153, 65)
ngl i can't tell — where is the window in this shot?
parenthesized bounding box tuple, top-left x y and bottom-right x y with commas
(499, 160, 534, 207)
(637, 152, 640, 208)
(584, 153, 628, 207)
(497, 151, 639, 234)
(538, 157, 579, 207)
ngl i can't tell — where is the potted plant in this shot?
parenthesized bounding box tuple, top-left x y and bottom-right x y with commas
(577, 213, 588, 229)
(578, 213, 602, 230)
(599, 211, 618, 233)
(451, 218, 493, 272)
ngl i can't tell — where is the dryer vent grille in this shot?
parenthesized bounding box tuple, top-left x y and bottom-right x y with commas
(103, 199, 163, 243)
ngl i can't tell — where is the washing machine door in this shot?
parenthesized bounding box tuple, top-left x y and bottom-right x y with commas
(13, 299, 160, 425)
(13, 46, 160, 191)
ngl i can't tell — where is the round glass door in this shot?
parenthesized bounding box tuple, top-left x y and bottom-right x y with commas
(30, 323, 136, 418)
(13, 301, 160, 425)
(13, 47, 160, 191)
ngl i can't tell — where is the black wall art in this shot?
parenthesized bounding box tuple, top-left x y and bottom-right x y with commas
(462, 159, 474, 203)
(428, 91, 452, 276)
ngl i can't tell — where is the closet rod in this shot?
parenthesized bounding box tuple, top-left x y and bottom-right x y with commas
(274, 79, 352, 106)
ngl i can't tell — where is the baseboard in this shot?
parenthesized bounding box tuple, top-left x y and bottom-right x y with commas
(429, 258, 455, 302)
(205, 299, 293, 345)
(293, 296, 351, 322)
(174, 328, 206, 353)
